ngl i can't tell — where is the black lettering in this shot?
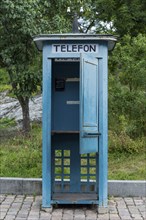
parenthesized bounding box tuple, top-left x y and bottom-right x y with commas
(54, 45, 60, 52)
(90, 45, 96, 52)
(67, 45, 72, 52)
(72, 45, 77, 52)
(61, 45, 66, 52)
(78, 45, 83, 52)
(84, 45, 89, 52)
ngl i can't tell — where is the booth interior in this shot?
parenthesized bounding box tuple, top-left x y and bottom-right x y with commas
(51, 59, 98, 202)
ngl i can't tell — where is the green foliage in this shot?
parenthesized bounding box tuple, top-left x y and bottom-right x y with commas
(112, 0, 146, 37)
(10, 68, 42, 98)
(109, 130, 145, 154)
(109, 34, 146, 91)
(0, 124, 42, 177)
(0, 68, 11, 92)
(0, 118, 16, 129)
(36, 0, 71, 33)
(0, 68, 9, 84)
(108, 78, 146, 138)
(109, 34, 146, 139)
(0, 84, 11, 92)
(0, 0, 42, 96)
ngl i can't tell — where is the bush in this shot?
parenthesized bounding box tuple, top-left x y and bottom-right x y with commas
(109, 130, 145, 154)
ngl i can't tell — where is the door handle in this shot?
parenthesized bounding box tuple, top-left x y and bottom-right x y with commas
(83, 132, 101, 137)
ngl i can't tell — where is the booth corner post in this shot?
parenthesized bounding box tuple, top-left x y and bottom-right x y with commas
(33, 34, 117, 210)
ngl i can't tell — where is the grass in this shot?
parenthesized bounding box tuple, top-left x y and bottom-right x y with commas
(0, 118, 16, 130)
(108, 151, 146, 180)
(0, 124, 145, 180)
(0, 124, 42, 178)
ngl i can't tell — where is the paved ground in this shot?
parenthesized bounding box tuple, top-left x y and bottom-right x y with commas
(0, 195, 145, 220)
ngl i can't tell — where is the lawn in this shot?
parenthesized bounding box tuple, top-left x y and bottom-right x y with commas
(108, 151, 146, 180)
(0, 124, 145, 180)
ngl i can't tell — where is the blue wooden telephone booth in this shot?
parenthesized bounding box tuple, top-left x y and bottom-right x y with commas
(33, 34, 116, 210)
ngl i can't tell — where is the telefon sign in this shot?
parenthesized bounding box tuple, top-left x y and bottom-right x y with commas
(52, 44, 98, 53)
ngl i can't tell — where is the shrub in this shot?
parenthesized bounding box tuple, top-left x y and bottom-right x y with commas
(108, 130, 145, 154)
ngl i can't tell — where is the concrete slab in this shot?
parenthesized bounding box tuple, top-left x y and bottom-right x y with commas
(0, 178, 145, 197)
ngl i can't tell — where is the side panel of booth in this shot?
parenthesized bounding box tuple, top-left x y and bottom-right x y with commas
(42, 44, 52, 208)
(98, 43, 108, 208)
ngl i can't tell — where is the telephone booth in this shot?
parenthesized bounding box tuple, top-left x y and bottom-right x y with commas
(33, 34, 116, 210)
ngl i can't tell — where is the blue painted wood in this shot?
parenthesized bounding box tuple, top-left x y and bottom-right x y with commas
(80, 54, 99, 154)
(70, 136, 80, 192)
(47, 53, 102, 59)
(40, 38, 112, 207)
(48, 53, 80, 58)
(42, 44, 52, 208)
(98, 43, 108, 207)
(51, 134, 97, 195)
(52, 134, 80, 193)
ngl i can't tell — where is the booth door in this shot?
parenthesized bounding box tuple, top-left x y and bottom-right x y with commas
(80, 54, 99, 154)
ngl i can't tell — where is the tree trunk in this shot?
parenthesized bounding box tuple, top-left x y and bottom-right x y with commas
(8, 70, 31, 134)
(18, 97, 31, 134)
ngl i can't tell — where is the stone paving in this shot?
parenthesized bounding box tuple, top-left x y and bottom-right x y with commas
(0, 195, 145, 220)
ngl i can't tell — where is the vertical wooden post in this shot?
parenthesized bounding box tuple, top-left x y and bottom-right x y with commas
(98, 43, 108, 208)
(42, 44, 52, 208)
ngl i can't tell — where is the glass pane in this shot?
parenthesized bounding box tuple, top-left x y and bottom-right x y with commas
(64, 150, 70, 157)
(55, 150, 62, 157)
(89, 167, 96, 174)
(81, 167, 87, 174)
(55, 167, 62, 174)
(80, 175, 87, 181)
(55, 158, 62, 165)
(55, 175, 62, 180)
(64, 159, 70, 165)
(89, 175, 96, 180)
(64, 175, 70, 180)
(89, 159, 96, 166)
(81, 159, 87, 166)
(64, 167, 70, 174)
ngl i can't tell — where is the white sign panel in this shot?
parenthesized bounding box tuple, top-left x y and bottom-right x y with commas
(52, 44, 98, 53)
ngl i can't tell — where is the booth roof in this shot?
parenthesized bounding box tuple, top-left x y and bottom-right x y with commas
(33, 33, 117, 51)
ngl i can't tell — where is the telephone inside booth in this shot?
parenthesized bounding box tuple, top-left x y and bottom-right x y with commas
(33, 34, 117, 209)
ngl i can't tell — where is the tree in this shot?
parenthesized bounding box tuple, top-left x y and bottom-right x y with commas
(0, 0, 74, 133)
(69, 0, 146, 36)
(0, 0, 43, 133)
(108, 34, 146, 138)
(0, 0, 73, 133)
